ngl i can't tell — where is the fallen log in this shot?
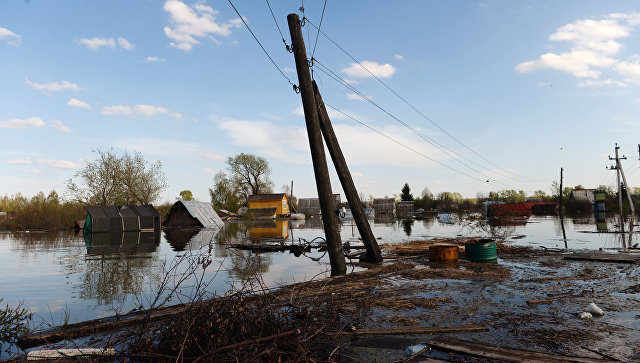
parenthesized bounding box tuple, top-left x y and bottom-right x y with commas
(564, 253, 640, 264)
(328, 323, 488, 336)
(426, 336, 617, 363)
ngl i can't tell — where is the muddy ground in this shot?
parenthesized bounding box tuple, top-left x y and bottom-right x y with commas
(16, 238, 640, 362)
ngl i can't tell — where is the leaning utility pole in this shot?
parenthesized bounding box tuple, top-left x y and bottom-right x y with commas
(313, 81, 382, 263)
(559, 168, 567, 247)
(608, 143, 634, 216)
(287, 13, 346, 275)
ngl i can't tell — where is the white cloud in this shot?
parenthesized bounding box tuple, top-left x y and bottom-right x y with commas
(615, 61, 640, 81)
(117, 37, 134, 50)
(217, 117, 443, 167)
(516, 49, 616, 78)
(0, 26, 21, 46)
(101, 104, 177, 118)
(67, 98, 91, 109)
(113, 137, 210, 157)
(76, 36, 134, 51)
(144, 56, 166, 62)
(0, 117, 46, 129)
(25, 78, 83, 95)
(171, 112, 183, 119)
(342, 61, 396, 79)
(283, 67, 295, 73)
(101, 105, 132, 116)
(393, 54, 404, 61)
(37, 159, 78, 169)
(76, 37, 115, 50)
(346, 93, 371, 101)
(134, 104, 169, 117)
(203, 152, 224, 161)
(577, 79, 627, 87)
(27, 169, 44, 175)
(163, 0, 242, 51)
(352, 172, 364, 177)
(201, 167, 215, 174)
(50, 120, 72, 133)
(517, 12, 640, 82)
(7, 158, 32, 165)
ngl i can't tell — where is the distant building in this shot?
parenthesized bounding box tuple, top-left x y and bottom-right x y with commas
(395, 201, 414, 217)
(298, 194, 341, 216)
(163, 200, 224, 229)
(84, 205, 161, 233)
(247, 193, 290, 218)
(570, 189, 596, 203)
(373, 198, 395, 215)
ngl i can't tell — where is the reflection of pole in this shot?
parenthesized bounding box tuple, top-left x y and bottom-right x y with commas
(288, 13, 345, 275)
(559, 168, 567, 248)
(313, 81, 382, 263)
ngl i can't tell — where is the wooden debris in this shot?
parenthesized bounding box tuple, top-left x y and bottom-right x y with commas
(526, 299, 554, 305)
(427, 337, 618, 363)
(328, 323, 488, 336)
(563, 252, 640, 264)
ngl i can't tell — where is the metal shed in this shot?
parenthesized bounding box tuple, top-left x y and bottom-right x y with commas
(163, 200, 224, 229)
(84, 205, 162, 233)
(130, 205, 161, 230)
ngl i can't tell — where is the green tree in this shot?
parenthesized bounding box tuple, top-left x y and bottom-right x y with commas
(178, 190, 194, 201)
(400, 183, 413, 201)
(226, 153, 273, 198)
(210, 172, 242, 212)
(66, 148, 167, 205)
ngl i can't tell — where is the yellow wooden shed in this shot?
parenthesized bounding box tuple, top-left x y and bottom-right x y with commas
(248, 193, 289, 216)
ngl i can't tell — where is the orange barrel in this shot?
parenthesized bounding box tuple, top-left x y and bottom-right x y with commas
(428, 245, 459, 262)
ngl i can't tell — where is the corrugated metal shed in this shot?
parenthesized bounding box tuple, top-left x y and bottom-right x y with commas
(396, 201, 414, 217)
(570, 189, 595, 203)
(163, 200, 224, 229)
(130, 205, 161, 230)
(373, 198, 395, 213)
(84, 205, 162, 232)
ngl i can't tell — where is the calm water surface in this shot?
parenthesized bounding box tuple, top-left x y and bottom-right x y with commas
(1, 212, 638, 357)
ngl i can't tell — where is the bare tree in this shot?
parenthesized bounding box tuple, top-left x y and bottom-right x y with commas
(66, 148, 167, 205)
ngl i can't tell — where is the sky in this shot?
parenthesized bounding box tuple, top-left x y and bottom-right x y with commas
(1, 0, 640, 204)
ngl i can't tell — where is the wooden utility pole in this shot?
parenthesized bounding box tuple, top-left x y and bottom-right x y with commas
(287, 13, 346, 275)
(313, 81, 382, 263)
(616, 145, 635, 215)
(559, 168, 567, 248)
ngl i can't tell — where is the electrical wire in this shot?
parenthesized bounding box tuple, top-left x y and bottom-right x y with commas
(304, 17, 536, 184)
(227, 0, 298, 92)
(264, 0, 289, 50)
(313, 59, 514, 189)
(324, 102, 500, 185)
(311, 0, 327, 59)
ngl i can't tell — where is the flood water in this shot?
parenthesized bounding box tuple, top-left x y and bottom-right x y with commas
(1, 212, 638, 357)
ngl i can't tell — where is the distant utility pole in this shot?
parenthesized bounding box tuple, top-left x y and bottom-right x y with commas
(608, 143, 635, 216)
(288, 13, 346, 276)
(559, 167, 564, 216)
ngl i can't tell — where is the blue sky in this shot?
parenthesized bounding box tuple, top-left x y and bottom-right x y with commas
(1, 0, 639, 203)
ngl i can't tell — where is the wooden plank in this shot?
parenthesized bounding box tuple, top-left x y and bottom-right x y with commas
(564, 253, 640, 263)
(328, 324, 488, 336)
(427, 337, 617, 363)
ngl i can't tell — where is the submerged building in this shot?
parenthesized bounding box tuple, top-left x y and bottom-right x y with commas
(247, 193, 290, 218)
(83, 205, 161, 233)
(163, 200, 224, 229)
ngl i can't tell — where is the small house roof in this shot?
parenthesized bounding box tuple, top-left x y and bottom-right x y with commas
(179, 200, 224, 229)
(570, 189, 595, 202)
(248, 193, 287, 201)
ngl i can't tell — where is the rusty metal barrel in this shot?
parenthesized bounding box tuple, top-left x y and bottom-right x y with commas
(428, 245, 460, 262)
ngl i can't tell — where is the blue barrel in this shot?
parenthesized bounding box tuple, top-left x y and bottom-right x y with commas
(465, 239, 497, 262)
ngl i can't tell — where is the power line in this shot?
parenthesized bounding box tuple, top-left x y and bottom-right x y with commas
(227, 0, 298, 92)
(313, 59, 514, 189)
(264, 0, 289, 50)
(311, 0, 327, 59)
(324, 103, 492, 185)
(304, 17, 535, 183)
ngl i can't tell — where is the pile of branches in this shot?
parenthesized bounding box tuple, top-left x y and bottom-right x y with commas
(121, 288, 353, 362)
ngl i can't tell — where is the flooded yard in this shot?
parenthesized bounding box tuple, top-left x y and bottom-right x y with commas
(1, 212, 639, 359)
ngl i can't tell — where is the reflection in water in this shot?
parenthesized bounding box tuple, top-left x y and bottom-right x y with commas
(84, 231, 160, 255)
(249, 220, 289, 240)
(401, 219, 414, 236)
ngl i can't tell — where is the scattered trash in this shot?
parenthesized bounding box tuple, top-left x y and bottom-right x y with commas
(404, 343, 426, 356)
(578, 312, 593, 319)
(586, 302, 604, 316)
